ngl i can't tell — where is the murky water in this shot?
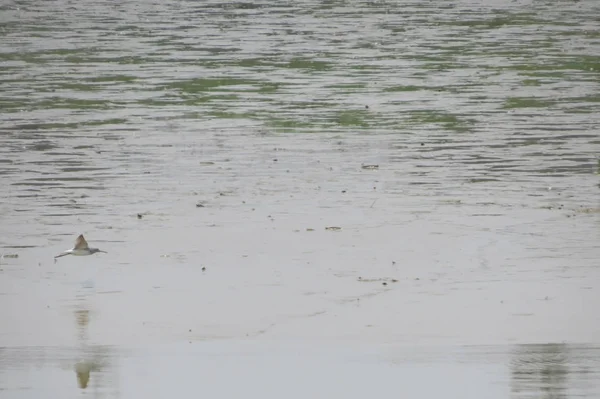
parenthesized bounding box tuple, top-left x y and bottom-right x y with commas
(1, 0, 599, 397)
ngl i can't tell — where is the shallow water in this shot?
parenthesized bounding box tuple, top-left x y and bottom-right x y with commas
(1, 0, 599, 397)
(2, 339, 600, 399)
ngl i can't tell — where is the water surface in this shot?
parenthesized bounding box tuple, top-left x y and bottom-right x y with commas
(1, 0, 599, 397)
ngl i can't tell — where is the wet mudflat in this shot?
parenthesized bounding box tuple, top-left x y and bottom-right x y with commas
(1, 0, 599, 397)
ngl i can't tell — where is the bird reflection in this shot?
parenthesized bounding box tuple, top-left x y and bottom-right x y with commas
(70, 295, 117, 395)
(75, 360, 92, 389)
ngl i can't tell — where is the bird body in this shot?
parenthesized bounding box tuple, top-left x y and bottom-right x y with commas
(55, 235, 106, 259)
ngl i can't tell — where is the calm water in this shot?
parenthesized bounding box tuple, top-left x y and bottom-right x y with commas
(1, 0, 599, 397)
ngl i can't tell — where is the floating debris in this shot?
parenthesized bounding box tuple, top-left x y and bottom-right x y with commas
(201, 266, 206, 271)
(357, 277, 398, 284)
(2, 254, 18, 259)
(137, 213, 143, 219)
(306, 228, 315, 232)
(361, 164, 379, 170)
(196, 202, 205, 208)
(576, 207, 600, 214)
(325, 226, 342, 231)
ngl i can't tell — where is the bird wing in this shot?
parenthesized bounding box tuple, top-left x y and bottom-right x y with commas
(74, 235, 89, 250)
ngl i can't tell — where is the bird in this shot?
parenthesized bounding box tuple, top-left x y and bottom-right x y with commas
(55, 234, 107, 260)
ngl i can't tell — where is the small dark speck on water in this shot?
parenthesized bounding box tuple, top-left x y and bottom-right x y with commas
(421, 143, 424, 146)
(202, 266, 206, 271)
(273, 158, 278, 162)
(196, 202, 205, 208)
(189, 329, 192, 332)
(365, 105, 369, 109)
(341, 190, 346, 193)
(382, 282, 387, 286)
(392, 261, 396, 265)
(137, 213, 143, 219)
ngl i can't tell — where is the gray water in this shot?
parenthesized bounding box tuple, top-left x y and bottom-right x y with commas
(1, 0, 599, 397)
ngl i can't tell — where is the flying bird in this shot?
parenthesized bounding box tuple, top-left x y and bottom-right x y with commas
(55, 234, 106, 260)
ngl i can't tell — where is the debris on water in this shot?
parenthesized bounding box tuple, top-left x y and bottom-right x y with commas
(199, 161, 215, 166)
(137, 213, 143, 219)
(392, 261, 396, 265)
(273, 158, 278, 162)
(306, 228, 315, 231)
(341, 190, 346, 193)
(325, 226, 342, 231)
(361, 164, 379, 170)
(196, 202, 205, 208)
(202, 266, 206, 271)
(2, 254, 18, 259)
(357, 277, 397, 284)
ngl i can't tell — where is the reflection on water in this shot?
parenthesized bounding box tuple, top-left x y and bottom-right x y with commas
(1, 342, 600, 398)
(74, 308, 90, 342)
(75, 360, 92, 389)
(510, 343, 600, 399)
(69, 300, 114, 393)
